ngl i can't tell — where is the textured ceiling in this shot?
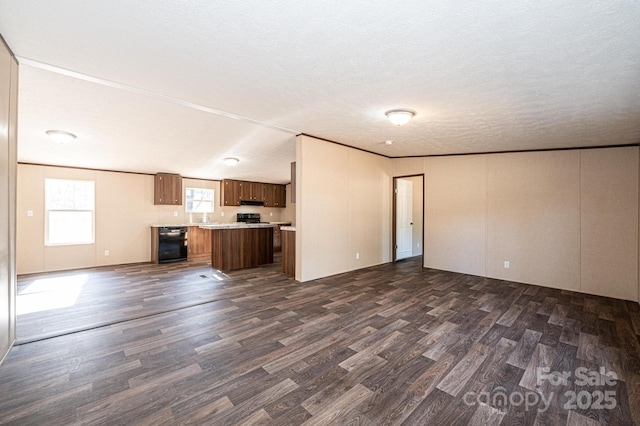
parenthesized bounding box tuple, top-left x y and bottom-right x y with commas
(1, 0, 639, 181)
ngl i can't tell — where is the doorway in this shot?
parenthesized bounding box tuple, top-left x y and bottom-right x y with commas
(393, 175, 424, 262)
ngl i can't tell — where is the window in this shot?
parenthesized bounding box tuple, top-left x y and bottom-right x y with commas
(185, 187, 214, 213)
(45, 179, 95, 246)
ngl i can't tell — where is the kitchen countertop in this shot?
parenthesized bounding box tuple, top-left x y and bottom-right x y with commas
(151, 222, 290, 228)
(199, 223, 277, 229)
(150, 223, 197, 228)
(280, 226, 296, 231)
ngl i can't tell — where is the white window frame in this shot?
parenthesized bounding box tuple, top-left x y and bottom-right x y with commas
(45, 178, 95, 246)
(185, 187, 214, 213)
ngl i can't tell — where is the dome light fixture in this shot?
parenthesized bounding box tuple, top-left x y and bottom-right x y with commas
(385, 140, 394, 145)
(385, 109, 415, 126)
(46, 130, 77, 144)
(223, 157, 240, 166)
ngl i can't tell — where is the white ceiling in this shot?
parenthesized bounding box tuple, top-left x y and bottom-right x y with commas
(1, 1, 639, 182)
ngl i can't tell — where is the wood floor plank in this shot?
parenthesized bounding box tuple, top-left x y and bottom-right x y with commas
(519, 343, 554, 391)
(436, 343, 490, 397)
(300, 384, 373, 426)
(467, 402, 506, 425)
(576, 332, 601, 363)
(173, 396, 234, 424)
(566, 409, 601, 426)
(472, 337, 518, 387)
(356, 342, 435, 419)
(506, 328, 543, 369)
(237, 408, 273, 426)
(497, 304, 524, 327)
(208, 378, 299, 425)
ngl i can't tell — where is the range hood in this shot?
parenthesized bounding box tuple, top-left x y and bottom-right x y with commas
(240, 200, 265, 206)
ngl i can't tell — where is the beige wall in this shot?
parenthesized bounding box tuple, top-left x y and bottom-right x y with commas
(296, 135, 392, 282)
(17, 165, 286, 274)
(486, 151, 581, 290)
(395, 146, 640, 302)
(280, 183, 296, 225)
(409, 176, 423, 257)
(580, 148, 638, 300)
(424, 155, 487, 276)
(0, 38, 18, 364)
(392, 157, 425, 177)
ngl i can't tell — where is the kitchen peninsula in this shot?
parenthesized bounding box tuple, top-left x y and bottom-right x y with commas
(200, 223, 276, 271)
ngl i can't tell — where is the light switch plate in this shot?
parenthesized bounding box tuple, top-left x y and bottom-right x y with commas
(504, 261, 510, 269)
(27, 210, 33, 217)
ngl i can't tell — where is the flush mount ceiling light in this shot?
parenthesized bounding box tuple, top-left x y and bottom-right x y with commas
(223, 157, 240, 166)
(46, 130, 77, 144)
(385, 109, 415, 126)
(384, 140, 394, 145)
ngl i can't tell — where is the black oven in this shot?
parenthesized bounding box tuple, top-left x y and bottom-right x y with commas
(157, 226, 188, 263)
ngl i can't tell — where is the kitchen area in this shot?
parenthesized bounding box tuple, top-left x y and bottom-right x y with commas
(149, 174, 296, 276)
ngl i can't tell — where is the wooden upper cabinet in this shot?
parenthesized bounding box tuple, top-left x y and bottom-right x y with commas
(276, 185, 286, 207)
(263, 184, 276, 207)
(241, 181, 263, 202)
(221, 179, 242, 206)
(221, 179, 286, 208)
(253, 182, 265, 202)
(263, 183, 286, 207)
(154, 173, 182, 205)
(239, 180, 251, 202)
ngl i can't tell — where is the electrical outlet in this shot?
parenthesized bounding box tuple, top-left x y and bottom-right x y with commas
(221, 211, 224, 217)
(504, 261, 510, 269)
(417, 242, 420, 248)
(356, 253, 360, 259)
(173, 211, 178, 217)
(270, 212, 273, 217)
(27, 210, 33, 217)
(104, 250, 110, 256)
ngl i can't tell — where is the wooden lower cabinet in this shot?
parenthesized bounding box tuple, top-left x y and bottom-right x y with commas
(273, 223, 291, 252)
(210, 227, 274, 271)
(282, 229, 295, 277)
(187, 226, 211, 260)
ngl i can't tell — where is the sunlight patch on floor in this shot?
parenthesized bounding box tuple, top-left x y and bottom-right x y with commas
(17, 274, 89, 315)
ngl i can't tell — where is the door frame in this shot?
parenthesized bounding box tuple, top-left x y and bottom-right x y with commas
(392, 174, 425, 263)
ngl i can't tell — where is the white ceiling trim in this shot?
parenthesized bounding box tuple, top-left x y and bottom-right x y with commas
(17, 56, 300, 136)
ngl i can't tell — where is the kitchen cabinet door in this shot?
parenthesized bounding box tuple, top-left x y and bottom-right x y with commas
(247, 181, 263, 201)
(275, 185, 286, 207)
(264, 184, 285, 207)
(222, 180, 241, 206)
(154, 173, 182, 205)
(239, 180, 251, 201)
(263, 184, 276, 207)
(188, 226, 211, 260)
(273, 224, 281, 252)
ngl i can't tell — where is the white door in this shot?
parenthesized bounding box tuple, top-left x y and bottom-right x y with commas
(396, 179, 413, 260)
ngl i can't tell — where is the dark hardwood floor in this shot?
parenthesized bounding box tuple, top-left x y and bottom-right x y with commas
(2, 257, 639, 425)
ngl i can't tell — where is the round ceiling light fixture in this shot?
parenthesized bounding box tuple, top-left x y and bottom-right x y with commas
(223, 157, 240, 166)
(385, 109, 415, 126)
(384, 140, 394, 145)
(46, 130, 77, 144)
